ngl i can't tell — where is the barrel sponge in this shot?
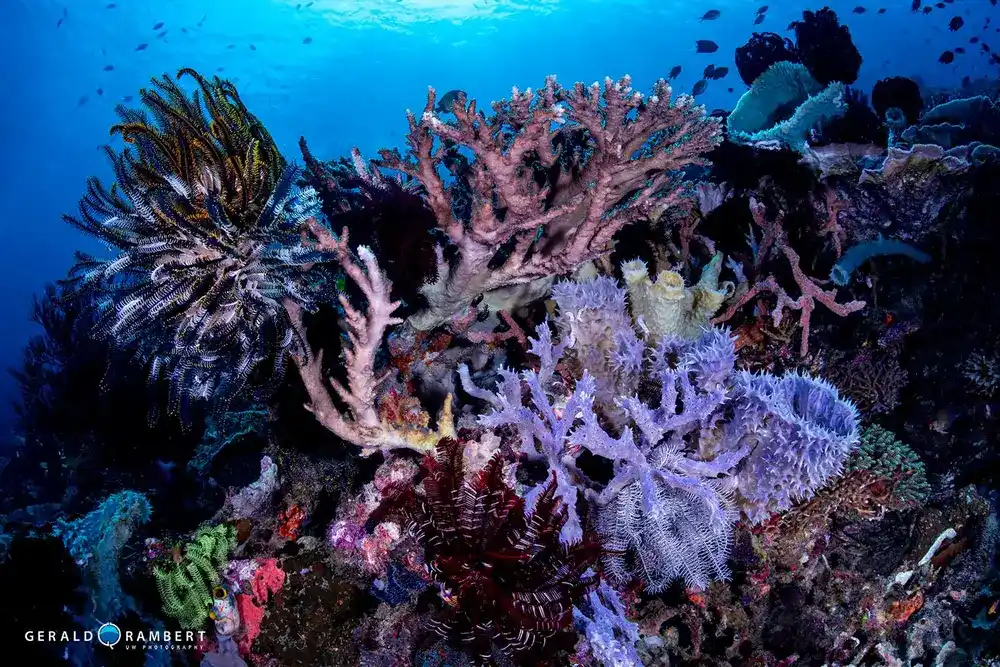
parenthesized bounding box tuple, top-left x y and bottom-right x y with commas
(727, 61, 847, 152)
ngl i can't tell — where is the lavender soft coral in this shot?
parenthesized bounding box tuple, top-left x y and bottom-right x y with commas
(462, 271, 859, 592)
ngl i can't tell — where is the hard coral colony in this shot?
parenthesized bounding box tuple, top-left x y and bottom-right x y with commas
(6, 5, 1000, 667)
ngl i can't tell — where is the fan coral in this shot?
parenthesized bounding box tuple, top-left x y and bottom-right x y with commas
(381, 438, 600, 666)
(63, 70, 336, 414)
(730, 372, 860, 522)
(377, 75, 722, 330)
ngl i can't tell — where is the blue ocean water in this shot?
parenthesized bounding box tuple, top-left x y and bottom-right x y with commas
(0, 0, 996, 443)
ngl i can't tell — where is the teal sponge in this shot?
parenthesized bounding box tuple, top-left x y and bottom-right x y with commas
(727, 61, 847, 152)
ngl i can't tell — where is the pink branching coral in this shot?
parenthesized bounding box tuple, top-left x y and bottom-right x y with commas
(285, 221, 454, 456)
(714, 198, 866, 356)
(377, 75, 722, 330)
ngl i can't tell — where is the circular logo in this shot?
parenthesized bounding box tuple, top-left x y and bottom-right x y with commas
(97, 623, 121, 648)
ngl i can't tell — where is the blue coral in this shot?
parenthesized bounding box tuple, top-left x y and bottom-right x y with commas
(52, 490, 152, 624)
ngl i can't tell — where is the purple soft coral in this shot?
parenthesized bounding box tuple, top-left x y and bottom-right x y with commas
(729, 371, 860, 522)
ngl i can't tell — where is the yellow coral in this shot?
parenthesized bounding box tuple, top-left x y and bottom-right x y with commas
(622, 253, 733, 340)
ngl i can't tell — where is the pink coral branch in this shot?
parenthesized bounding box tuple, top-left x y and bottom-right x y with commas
(713, 199, 865, 356)
(378, 75, 722, 330)
(286, 220, 452, 455)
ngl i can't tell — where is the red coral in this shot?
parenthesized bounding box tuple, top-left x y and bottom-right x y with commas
(277, 504, 306, 541)
(236, 558, 286, 658)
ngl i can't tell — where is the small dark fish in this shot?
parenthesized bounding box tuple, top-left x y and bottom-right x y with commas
(692, 80, 708, 96)
(992, 53, 1000, 64)
(911, 0, 920, 9)
(852, 6, 866, 14)
(152, 21, 164, 30)
(123, 95, 134, 102)
(227, 44, 235, 49)
(754, 14, 765, 25)
(435, 89, 466, 113)
(955, 46, 965, 53)
(922, 6, 932, 14)
(961, 75, 971, 88)
(939, 49, 954, 63)
(948, 17, 963, 31)
(703, 64, 716, 78)
(696, 40, 719, 53)
(181, 27, 189, 33)
(878, 8, 886, 14)
(700, 10, 720, 21)
(197, 14, 207, 26)
(727, 87, 734, 92)
(305, 1, 314, 6)
(983, 43, 992, 53)
(157, 30, 168, 38)
(96, 88, 104, 96)
(667, 65, 682, 80)
(56, 8, 66, 28)
(302, 36, 313, 44)
(296, 3, 301, 8)
(106, 3, 116, 7)
(935, 2, 944, 7)
(77, 94, 89, 107)
(135, 43, 148, 51)
(711, 66, 730, 79)
(971, 36, 979, 43)
(250, 43, 257, 50)
(103, 65, 114, 71)
(756, 6, 768, 14)
(216, 67, 225, 72)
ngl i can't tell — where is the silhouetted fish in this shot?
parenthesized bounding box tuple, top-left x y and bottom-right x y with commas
(935, 2, 944, 7)
(157, 30, 168, 38)
(103, 65, 114, 71)
(727, 87, 734, 92)
(305, 1, 314, 6)
(852, 6, 866, 14)
(970, 36, 979, 43)
(216, 67, 225, 72)
(923, 6, 932, 14)
(227, 44, 235, 49)
(197, 14, 207, 26)
(710, 66, 729, 79)
(696, 40, 719, 53)
(754, 14, 765, 24)
(135, 43, 148, 51)
(703, 64, 716, 78)
(106, 3, 116, 7)
(77, 94, 88, 107)
(435, 89, 466, 113)
(56, 7, 67, 27)
(250, 44, 257, 50)
(939, 50, 954, 63)
(96, 88, 103, 96)
(668, 65, 682, 80)
(692, 80, 708, 95)
(700, 10, 720, 21)
(757, 6, 768, 14)
(878, 8, 886, 13)
(911, 0, 920, 10)
(983, 43, 992, 53)
(954, 46, 965, 53)
(948, 16, 963, 31)
(123, 95, 134, 102)
(152, 21, 164, 30)
(302, 37, 313, 44)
